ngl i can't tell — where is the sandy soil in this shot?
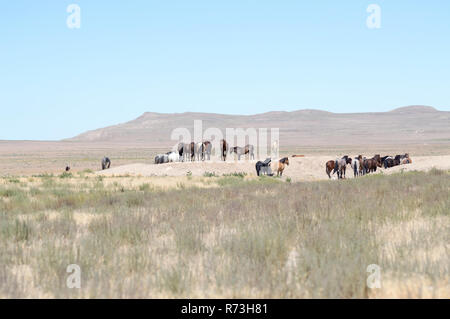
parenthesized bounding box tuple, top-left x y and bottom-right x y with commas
(97, 155, 450, 182)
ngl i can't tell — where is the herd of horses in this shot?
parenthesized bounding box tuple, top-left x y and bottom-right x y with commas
(326, 153, 412, 179)
(154, 140, 255, 164)
(100, 148, 411, 181)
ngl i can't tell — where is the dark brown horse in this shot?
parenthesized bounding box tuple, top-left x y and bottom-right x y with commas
(364, 155, 381, 174)
(326, 160, 336, 178)
(190, 142, 196, 161)
(374, 154, 382, 167)
(220, 139, 229, 161)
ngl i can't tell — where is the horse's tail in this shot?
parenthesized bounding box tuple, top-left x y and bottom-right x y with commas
(333, 160, 338, 173)
(326, 163, 331, 178)
(256, 162, 262, 176)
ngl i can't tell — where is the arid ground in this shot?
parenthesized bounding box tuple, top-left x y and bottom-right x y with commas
(1, 140, 450, 177)
(0, 106, 449, 298)
(0, 139, 449, 298)
(0, 166, 448, 298)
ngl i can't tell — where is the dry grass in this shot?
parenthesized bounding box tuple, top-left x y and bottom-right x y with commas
(0, 170, 449, 298)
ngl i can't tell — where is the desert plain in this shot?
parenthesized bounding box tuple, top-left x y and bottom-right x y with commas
(0, 106, 449, 298)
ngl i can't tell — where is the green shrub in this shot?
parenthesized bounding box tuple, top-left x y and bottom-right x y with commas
(203, 171, 218, 177)
(59, 172, 73, 179)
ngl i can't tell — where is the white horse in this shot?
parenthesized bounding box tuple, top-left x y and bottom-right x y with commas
(168, 151, 179, 163)
(351, 157, 360, 178)
(334, 156, 351, 179)
(155, 154, 169, 164)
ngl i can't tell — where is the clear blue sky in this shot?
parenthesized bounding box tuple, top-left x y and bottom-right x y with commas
(1, 1, 449, 140)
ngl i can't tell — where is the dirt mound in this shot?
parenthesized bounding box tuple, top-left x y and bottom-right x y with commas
(96, 155, 450, 181)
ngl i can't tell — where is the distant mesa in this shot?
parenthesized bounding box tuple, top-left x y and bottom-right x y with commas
(66, 105, 449, 146)
(389, 105, 438, 113)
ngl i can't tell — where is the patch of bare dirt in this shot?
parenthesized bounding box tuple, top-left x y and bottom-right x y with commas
(97, 155, 450, 182)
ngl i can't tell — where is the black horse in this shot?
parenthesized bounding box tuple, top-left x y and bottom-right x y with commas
(101, 157, 111, 170)
(255, 158, 273, 176)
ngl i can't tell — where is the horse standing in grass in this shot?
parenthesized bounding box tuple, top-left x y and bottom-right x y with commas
(363, 155, 381, 174)
(230, 144, 255, 160)
(326, 160, 336, 179)
(351, 157, 361, 178)
(256, 158, 273, 176)
(101, 157, 111, 170)
(272, 157, 289, 176)
(357, 155, 364, 175)
(381, 156, 391, 167)
(374, 154, 382, 167)
(334, 155, 352, 179)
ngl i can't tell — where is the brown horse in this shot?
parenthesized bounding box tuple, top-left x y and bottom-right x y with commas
(401, 154, 412, 164)
(220, 139, 229, 161)
(357, 155, 364, 175)
(190, 142, 196, 161)
(363, 154, 381, 174)
(273, 157, 289, 176)
(374, 154, 382, 167)
(326, 160, 336, 179)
